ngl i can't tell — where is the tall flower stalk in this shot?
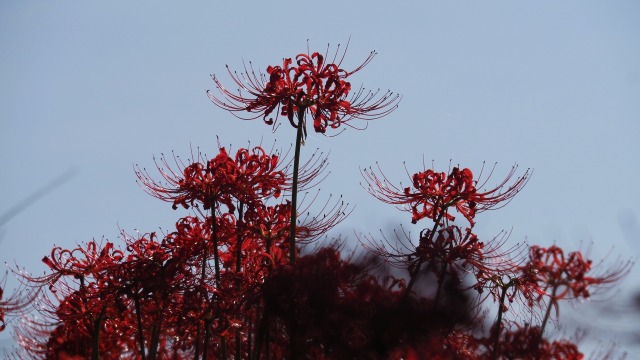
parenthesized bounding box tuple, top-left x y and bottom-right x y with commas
(208, 43, 400, 263)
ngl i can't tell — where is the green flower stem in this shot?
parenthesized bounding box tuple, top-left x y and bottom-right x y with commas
(289, 107, 306, 265)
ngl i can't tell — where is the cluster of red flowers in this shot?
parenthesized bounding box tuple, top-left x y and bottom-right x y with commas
(208, 43, 400, 134)
(0, 44, 632, 359)
(362, 163, 529, 226)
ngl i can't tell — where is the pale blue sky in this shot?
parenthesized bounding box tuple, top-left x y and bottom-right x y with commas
(1, 0, 639, 355)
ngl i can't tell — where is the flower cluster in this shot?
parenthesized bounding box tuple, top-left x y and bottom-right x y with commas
(0, 43, 631, 360)
(208, 44, 400, 134)
(362, 163, 530, 226)
(524, 245, 628, 302)
(136, 146, 286, 212)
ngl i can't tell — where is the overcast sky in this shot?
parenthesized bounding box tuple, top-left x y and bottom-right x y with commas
(1, 0, 639, 355)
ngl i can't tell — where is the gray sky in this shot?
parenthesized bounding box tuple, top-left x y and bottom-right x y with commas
(1, 0, 639, 355)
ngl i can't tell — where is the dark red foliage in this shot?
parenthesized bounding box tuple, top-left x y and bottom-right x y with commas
(490, 323, 584, 360)
(259, 247, 474, 359)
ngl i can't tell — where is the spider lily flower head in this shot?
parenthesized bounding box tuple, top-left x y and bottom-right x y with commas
(522, 245, 631, 303)
(135, 145, 286, 212)
(208, 42, 400, 135)
(244, 192, 352, 253)
(39, 240, 124, 288)
(474, 266, 546, 314)
(414, 226, 486, 278)
(362, 163, 530, 226)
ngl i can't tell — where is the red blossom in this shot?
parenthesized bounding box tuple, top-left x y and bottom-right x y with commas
(519, 244, 631, 337)
(523, 245, 630, 302)
(136, 145, 286, 212)
(474, 264, 546, 314)
(363, 163, 530, 226)
(208, 43, 400, 134)
(6, 40, 634, 360)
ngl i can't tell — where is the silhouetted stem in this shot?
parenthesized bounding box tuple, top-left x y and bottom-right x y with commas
(433, 262, 448, 305)
(540, 285, 558, 337)
(235, 202, 245, 359)
(404, 212, 445, 296)
(203, 198, 226, 360)
(92, 317, 101, 360)
(247, 313, 253, 360)
(203, 320, 211, 360)
(404, 260, 424, 297)
(76, 276, 102, 360)
(252, 309, 268, 360)
(148, 321, 163, 360)
(210, 198, 221, 286)
(235, 201, 245, 273)
(491, 281, 511, 360)
(193, 328, 200, 360)
(90, 305, 106, 360)
(288, 107, 306, 265)
(134, 295, 147, 360)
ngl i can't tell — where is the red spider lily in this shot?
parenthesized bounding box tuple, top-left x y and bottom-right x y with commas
(520, 245, 632, 336)
(474, 267, 547, 360)
(243, 202, 291, 265)
(136, 145, 286, 212)
(208, 43, 400, 134)
(412, 226, 486, 278)
(35, 241, 124, 293)
(7, 40, 634, 359)
(474, 264, 546, 315)
(361, 225, 489, 293)
(14, 240, 131, 359)
(240, 194, 351, 266)
(524, 245, 630, 302)
(362, 163, 530, 226)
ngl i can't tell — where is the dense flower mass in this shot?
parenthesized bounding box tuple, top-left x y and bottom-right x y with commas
(0, 43, 632, 360)
(493, 323, 584, 359)
(208, 44, 400, 134)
